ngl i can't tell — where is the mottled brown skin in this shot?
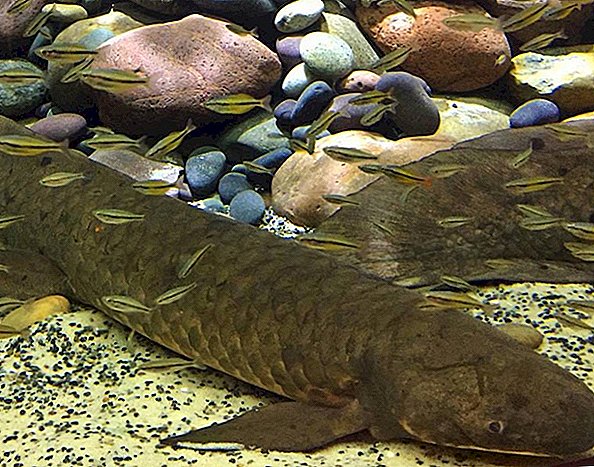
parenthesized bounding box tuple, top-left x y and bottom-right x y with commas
(0, 116, 593, 456)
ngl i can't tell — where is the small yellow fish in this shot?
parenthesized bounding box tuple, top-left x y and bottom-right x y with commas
(243, 160, 274, 175)
(305, 110, 345, 138)
(81, 67, 149, 93)
(39, 171, 85, 187)
(0, 297, 26, 313)
(154, 282, 198, 306)
(509, 144, 533, 169)
(296, 233, 359, 251)
(289, 137, 315, 154)
(440, 275, 475, 291)
(565, 300, 594, 316)
(101, 295, 152, 313)
(225, 23, 258, 38)
(321, 193, 361, 206)
(144, 119, 196, 159)
(543, 1, 582, 20)
(23, 3, 55, 38)
(500, 3, 550, 33)
(323, 146, 378, 162)
(0, 134, 67, 156)
(378, 0, 417, 17)
(204, 93, 272, 114)
(546, 123, 590, 141)
(437, 216, 474, 228)
(370, 46, 412, 73)
(519, 30, 567, 52)
(564, 242, 594, 261)
(554, 311, 594, 330)
(0, 68, 44, 84)
(60, 56, 94, 84)
(177, 244, 213, 279)
(428, 164, 468, 178)
(93, 209, 145, 225)
(563, 222, 594, 241)
(7, 0, 32, 14)
(422, 290, 487, 310)
(360, 104, 395, 126)
(364, 164, 432, 187)
(516, 204, 554, 218)
(87, 125, 114, 135)
(34, 44, 97, 63)
(442, 13, 499, 32)
(86, 133, 146, 150)
(372, 221, 395, 236)
(504, 176, 564, 194)
(349, 90, 395, 106)
(0, 214, 25, 229)
(519, 216, 565, 231)
(132, 179, 177, 196)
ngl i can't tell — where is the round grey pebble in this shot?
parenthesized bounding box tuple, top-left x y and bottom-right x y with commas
(510, 99, 560, 128)
(300, 31, 354, 80)
(218, 172, 253, 204)
(229, 190, 266, 225)
(274, 0, 325, 33)
(185, 150, 227, 197)
(282, 63, 317, 98)
(29, 113, 87, 142)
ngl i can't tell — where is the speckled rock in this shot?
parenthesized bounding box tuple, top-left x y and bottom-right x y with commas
(0, 0, 46, 57)
(291, 81, 335, 126)
(337, 70, 381, 93)
(273, 98, 509, 226)
(0, 59, 46, 119)
(229, 189, 266, 224)
(510, 99, 560, 128)
(185, 150, 227, 197)
(276, 36, 302, 69)
(320, 10, 379, 70)
(274, 0, 325, 33)
(376, 72, 440, 136)
(28, 113, 88, 142)
(41, 3, 88, 23)
(90, 14, 282, 135)
(218, 172, 252, 204)
(46, 10, 143, 114)
(300, 31, 354, 79)
(508, 47, 594, 116)
(356, 1, 511, 92)
(282, 62, 317, 98)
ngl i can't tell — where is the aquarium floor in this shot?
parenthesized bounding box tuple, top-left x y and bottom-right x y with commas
(1, 282, 593, 467)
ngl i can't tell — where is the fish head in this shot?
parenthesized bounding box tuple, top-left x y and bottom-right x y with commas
(359, 308, 594, 456)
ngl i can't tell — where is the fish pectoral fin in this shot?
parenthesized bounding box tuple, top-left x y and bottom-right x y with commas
(160, 400, 367, 452)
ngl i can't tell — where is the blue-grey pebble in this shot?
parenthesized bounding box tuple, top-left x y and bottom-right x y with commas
(253, 147, 293, 169)
(510, 99, 560, 128)
(185, 150, 227, 197)
(292, 125, 331, 140)
(0, 60, 46, 119)
(202, 197, 225, 213)
(274, 99, 297, 132)
(290, 80, 335, 126)
(300, 31, 354, 80)
(282, 62, 316, 98)
(229, 190, 266, 225)
(375, 72, 440, 136)
(276, 36, 303, 69)
(274, 0, 325, 33)
(218, 172, 253, 204)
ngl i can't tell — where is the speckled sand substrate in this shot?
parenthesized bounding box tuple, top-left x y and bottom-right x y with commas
(1, 281, 593, 467)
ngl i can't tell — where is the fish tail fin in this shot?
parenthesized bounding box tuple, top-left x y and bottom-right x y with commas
(260, 95, 273, 113)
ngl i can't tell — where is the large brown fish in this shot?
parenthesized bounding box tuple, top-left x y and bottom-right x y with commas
(0, 116, 592, 457)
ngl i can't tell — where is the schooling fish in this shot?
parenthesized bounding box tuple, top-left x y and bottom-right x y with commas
(370, 46, 412, 74)
(7, 0, 32, 14)
(0, 69, 44, 84)
(80, 67, 149, 93)
(144, 119, 196, 160)
(22, 3, 55, 37)
(0, 117, 593, 457)
(203, 94, 272, 114)
(519, 30, 568, 52)
(0, 134, 67, 157)
(34, 43, 97, 63)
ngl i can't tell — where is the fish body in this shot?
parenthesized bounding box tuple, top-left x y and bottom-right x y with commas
(203, 94, 272, 114)
(80, 67, 149, 93)
(0, 117, 593, 456)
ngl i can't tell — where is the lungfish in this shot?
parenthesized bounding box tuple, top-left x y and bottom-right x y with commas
(0, 115, 593, 456)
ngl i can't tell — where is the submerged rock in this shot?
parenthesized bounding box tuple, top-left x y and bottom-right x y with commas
(510, 99, 560, 128)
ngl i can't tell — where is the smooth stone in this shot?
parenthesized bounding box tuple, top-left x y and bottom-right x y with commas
(290, 81, 335, 126)
(218, 113, 289, 163)
(46, 11, 142, 114)
(218, 172, 252, 204)
(337, 70, 381, 93)
(508, 47, 594, 115)
(356, 1, 511, 92)
(282, 62, 317, 98)
(28, 113, 87, 142)
(510, 99, 560, 128)
(274, 99, 297, 132)
(300, 31, 354, 79)
(41, 3, 88, 23)
(0, 60, 46, 119)
(253, 147, 293, 169)
(274, 0, 325, 33)
(201, 196, 226, 213)
(185, 150, 227, 197)
(229, 189, 266, 225)
(91, 14, 281, 135)
(376, 72, 440, 136)
(320, 11, 379, 70)
(273, 99, 508, 226)
(276, 36, 303, 69)
(0, 0, 46, 57)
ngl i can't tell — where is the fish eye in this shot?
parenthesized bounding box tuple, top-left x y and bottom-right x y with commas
(487, 420, 504, 434)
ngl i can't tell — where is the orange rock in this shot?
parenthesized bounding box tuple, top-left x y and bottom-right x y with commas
(355, 1, 511, 92)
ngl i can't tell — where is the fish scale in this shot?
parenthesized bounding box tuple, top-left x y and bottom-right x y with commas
(0, 116, 593, 455)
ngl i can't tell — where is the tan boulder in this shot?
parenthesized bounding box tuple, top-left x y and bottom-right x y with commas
(272, 98, 509, 226)
(90, 14, 282, 135)
(356, 1, 511, 92)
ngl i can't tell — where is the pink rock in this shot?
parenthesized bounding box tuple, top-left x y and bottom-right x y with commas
(90, 14, 282, 135)
(29, 113, 87, 142)
(356, 1, 511, 92)
(0, 0, 47, 57)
